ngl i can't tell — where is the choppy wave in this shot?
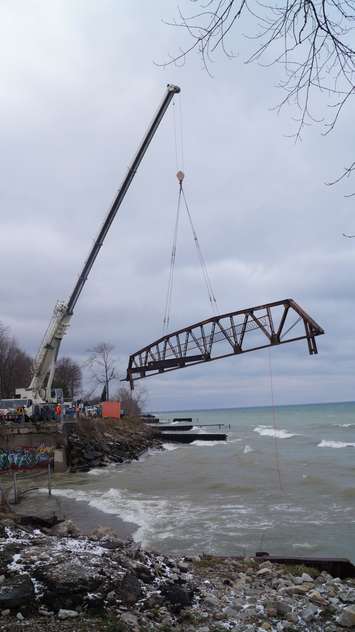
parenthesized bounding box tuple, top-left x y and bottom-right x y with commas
(318, 440, 355, 449)
(207, 482, 257, 493)
(88, 464, 120, 476)
(42, 486, 275, 551)
(301, 474, 325, 487)
(192, 440, 227, 447)
(42, 487, 162, 544)
(254, 425, 298, 439)
(162, 443, 181, 452)
(292, 542, 319, 551)
(336, 423, 355, 428)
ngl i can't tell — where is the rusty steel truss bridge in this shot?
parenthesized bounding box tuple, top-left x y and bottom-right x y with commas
(125, 298, 324, 387)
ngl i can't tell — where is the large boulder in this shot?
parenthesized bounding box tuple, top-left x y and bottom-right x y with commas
(50, 520, 80, 537)
(338, 605, 355, 628)
(36, 558, 102, 609)
(0, 575, 35, 609)
(116, 572, 142, 605)
(0, 543, 23, 574)
(161, 581, 194, 610)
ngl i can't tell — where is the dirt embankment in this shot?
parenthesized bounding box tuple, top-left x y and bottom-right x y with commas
(67, 417, 161, 473)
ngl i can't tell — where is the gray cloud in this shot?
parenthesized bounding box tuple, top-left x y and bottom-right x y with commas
(0, 1, 354, 410)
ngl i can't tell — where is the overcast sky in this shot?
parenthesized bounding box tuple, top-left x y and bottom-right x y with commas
(0, 1, 354, 411)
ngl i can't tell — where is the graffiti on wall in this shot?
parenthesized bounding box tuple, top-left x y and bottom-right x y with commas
(0, 446, 54, 472)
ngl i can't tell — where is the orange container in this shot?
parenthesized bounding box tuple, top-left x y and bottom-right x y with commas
(101, 400, 121, 419)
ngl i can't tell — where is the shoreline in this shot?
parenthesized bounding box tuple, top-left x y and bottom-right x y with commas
(9, 416, 159, 546)
(0, 516, 354, 631)
(4, 433, 355, 630)
(57, 495, 139, 539)
(16, 490, 140, 541)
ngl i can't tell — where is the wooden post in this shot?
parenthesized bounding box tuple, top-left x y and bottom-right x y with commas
(12, 470, 17, 504)
(48, 462, 52, 496)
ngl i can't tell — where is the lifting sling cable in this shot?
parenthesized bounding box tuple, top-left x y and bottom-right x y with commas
(163, 185, 183, 333)
(163, 171, 219, 332)
(163, 97, 218, 331)
(180, 183, 219, 314)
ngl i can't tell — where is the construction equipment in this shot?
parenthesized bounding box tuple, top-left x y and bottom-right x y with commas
(15, 84, 180, 406)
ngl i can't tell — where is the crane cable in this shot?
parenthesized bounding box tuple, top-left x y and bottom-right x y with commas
(180, 181, 219, 314)
(162, 185, 182, 333)
(163, 171, 219, 333)
(163, 97, 218, 332)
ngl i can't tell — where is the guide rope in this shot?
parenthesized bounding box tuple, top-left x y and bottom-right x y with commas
(267, 349, 284, 492)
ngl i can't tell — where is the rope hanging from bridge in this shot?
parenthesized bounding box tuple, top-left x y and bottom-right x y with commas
(163, 171, 218, 332)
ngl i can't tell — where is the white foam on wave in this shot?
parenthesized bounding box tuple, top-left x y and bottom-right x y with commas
(162, 443, 181, 452)
(243, 445, 253, 454)
(40, 486, 276, 550)
(318, 440, 355, 449)
(88, 464, 120, 476)
(42, 486, 170, 545)
(337, 424, 355, 428)
(191, 440, 226, 447)
(254, 425, 297, 439)
(88, 468, 109, 477)
(292, 542, 318, 551)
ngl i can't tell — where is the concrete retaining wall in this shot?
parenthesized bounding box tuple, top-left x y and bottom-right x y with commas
(0, 423, 68, 472)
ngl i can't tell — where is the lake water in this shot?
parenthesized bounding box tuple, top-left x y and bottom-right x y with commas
(49, 402, 355, 561)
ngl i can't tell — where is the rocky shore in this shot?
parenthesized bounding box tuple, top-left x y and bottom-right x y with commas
(67, 418, 161, 473)
(0, 517, 354, 631)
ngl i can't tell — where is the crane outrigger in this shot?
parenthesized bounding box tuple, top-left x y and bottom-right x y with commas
(15, 84, 180, 408)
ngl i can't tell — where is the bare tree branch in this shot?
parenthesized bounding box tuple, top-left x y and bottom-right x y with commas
(86, 343, 118, 401)
(161, 0, 355, 171)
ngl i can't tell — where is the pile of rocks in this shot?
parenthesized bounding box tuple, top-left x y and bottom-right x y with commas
(67, 418, 161, 472)
(0, 519, 354, 631)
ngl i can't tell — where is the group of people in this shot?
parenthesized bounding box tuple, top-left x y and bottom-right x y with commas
(32, 402, 88, 423)
(32, 403, 60, 422)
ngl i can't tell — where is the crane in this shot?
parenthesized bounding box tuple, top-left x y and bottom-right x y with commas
(16, 84, 180, 405)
